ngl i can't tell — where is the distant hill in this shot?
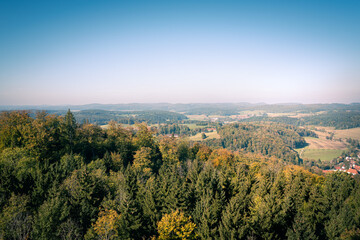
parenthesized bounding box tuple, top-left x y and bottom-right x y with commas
(56, 109, 188, 125)
(1, 102, 359, 115)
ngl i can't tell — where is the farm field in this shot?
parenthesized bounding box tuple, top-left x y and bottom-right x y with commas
(267, 112, 295, 117)
(308, 127, 334, 138)
(309, 126, 360, 141)
(267, 111, 325, 118)
(238, 110, 264, 116)
(188, 131, 220, 141)
(333, 127, 360, 141)
(181, 123, 207, 130)
(303, 137, 347, 150)
(295, 135, 348, 161)
(100, 123, 132, 129)
(186, 114, 225, 121)
(186, 115, 208, 121)
(288, 112, 325, 118)
(296, 148, 344, 161)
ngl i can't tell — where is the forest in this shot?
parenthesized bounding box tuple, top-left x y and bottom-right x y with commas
(205, 123, 317, 165)
(240, 111, 360, 129)
(3, 103, 360, 130)
(1, 110, 360, 240)
(55, 110, 188, 125)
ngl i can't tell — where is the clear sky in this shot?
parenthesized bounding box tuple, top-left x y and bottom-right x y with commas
(0, 0, 359, 105)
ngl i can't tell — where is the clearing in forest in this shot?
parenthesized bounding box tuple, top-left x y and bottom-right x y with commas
(188, 131, 221, 141)
(296, 131, 349, 161)
(297, 148, 344, 161)
(304, 137, 348, 150)
(333, 127, 360, 141)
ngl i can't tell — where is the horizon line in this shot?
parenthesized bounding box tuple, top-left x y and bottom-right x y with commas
(1, 102, 360, 107)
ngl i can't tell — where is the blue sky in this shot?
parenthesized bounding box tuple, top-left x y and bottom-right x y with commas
(0, 0, 359, 105)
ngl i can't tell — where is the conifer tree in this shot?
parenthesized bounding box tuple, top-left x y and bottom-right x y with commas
(137, 176, 161, 236)
(63, 109, 77, 153)
(193, 191, 222, 239)
(219, 190, 250, 239)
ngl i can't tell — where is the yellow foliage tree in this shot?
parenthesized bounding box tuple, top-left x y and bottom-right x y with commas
(208, 148, 234, 167)
(157, 210, 197, 240)
(195, 145, 212, 162)
(159, 137, 179, 164)
(93, 209, 120, 240)
(133, 146, 153, 174)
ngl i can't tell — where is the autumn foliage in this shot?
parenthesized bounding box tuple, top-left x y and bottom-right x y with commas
(0, 111, 360, 239)
(157, 210, 197, 240)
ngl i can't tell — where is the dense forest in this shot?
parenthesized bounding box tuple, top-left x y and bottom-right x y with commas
(302, 111, 360, 129)
(44, 110, 188, 125)
(2, 103, 360, 129)
(157, 123, 217, 137)
(205, 123, 316, 165)
(1, 110, 360, 239)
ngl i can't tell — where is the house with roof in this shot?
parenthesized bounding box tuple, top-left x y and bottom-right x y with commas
(346, 169, 359, 175)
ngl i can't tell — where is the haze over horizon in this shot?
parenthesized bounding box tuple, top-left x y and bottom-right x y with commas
(1, 0, 360, 105)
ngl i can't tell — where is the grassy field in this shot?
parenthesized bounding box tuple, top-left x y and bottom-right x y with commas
(304, 137, 347, 149)
(267, 111, 325, 118)
(296, 148, 344, 161)
(295, 131, 348, 161)
(239, 110, 264, 116)
(267, 112, 295, 117)
(309, 126, 360, 141)
(333, 127, 360, 141)
(186, 115, 208, 121)
(188, 131, 220, 141)
(100, 123, 132, 129)
(181, 123, 207, 130)
(100, 123, 156, 129)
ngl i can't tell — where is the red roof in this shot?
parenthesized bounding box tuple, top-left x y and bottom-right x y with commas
(354, 165, 360, 171)
(335, 166, 341, 170)
(346, 169, 359, 175)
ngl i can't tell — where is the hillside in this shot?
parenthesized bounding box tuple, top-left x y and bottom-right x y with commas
(1, 110, 360, 239)
(203, 123, 317, 164)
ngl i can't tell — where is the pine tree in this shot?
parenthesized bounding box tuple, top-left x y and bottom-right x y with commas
(219, 190, 250, 239)
(138, 176, 161, 236)
(63, 109, 77, 153)
(193, 191, 222, 239)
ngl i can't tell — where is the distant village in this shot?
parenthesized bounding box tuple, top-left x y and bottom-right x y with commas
(323, 154, 360, 176)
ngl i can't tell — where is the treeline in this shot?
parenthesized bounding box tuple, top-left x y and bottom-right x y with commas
(2, 102, 360, 113)
(302, 111, 360, 129)
(205, 123, 316, 165)
(157, 124, 192, 136)
(183, 108, 240, 116)
(157, 123, 215, 137)
(241, 111, 360, 129)
(247, 103, 360, 113)
(180, 103, 360, 115)
(1, 111, 360, 239)
(239, 115, 303, 126)
(42, 109, 188, 125)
